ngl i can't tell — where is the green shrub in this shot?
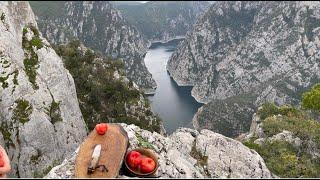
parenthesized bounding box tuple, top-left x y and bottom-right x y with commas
(258, 102, 280, 120)
(262, 115, 320, 146)
(30, 37, 44, 49)
(245, 101, 320, 178)
(258, 103, 302, 120)
(302, 83, 320, 112)
(135, 133, 155, 149)
(22, 25, 43, 89)
(50, 100, 62, 124)
(250, 140, 320, 178)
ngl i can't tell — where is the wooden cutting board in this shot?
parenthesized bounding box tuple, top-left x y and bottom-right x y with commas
(75, 124, 129, 178)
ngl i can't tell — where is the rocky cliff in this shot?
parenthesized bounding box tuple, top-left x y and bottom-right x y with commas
(168, 1, 320, 137)
(29, 1, 156, 93)
(0, 2, 87, 177)
(113, 1, 211, 42)
(45, 123, 273, 178)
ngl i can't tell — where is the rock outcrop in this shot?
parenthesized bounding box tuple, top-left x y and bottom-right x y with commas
(0, 1, 87, 178)
(29, 1, 156, 93)
(168, 1, 320, 137)
(45, 123, 273, 179)
(113, 1, 211, 42)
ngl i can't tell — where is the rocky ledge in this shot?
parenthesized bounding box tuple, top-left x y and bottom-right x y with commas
(45, 123, 273, 178)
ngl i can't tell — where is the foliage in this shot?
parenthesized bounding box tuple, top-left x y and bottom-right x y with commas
(12, 99, 32, 124)
(262, 116, 320, 148)
(49, 100, 62, 124)
(0, 76, 9, 89)
(22, 25, 44, 89)
(0, 121, 14, 149)
(54, 40, 161, 132)
(257, 102, 302, 120)
(245, 140, 320, 178)
(135, 133, 155, 150)
(245, 102, 320, 178)
(302, 83, 320, 112)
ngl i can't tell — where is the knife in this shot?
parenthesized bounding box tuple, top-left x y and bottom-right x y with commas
(87, 144, 108, 175)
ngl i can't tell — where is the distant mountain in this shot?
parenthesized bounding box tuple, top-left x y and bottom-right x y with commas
(167, 1, 320, 137)
(29, 1, 156, 93)
(112, 1, 211, 42)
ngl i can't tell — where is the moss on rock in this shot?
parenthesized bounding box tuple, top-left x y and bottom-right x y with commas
(22, 25, 44, 89)
(12, 99, 33, 124)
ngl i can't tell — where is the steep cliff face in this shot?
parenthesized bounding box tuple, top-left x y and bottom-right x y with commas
(113, 1, 211, 42)
(29, 1, 156, 93)
(45, 123, 273, 178)
(168, 1, 320, 137)
(0, 2, 87, 178)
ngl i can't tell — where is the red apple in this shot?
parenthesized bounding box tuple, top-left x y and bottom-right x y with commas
(95, 123, 108, 135)
(126, 151, 142, 169)
(140, 157, 156, 173)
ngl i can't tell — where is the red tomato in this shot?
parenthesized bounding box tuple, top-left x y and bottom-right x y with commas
(95, 123, 108, 135)
(140, 157, 156, 173)
(0, 158, 4, 167)
(126, 151, 142, 169)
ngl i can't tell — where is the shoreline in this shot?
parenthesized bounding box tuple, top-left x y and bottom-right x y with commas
(151, 36, 185, 44)
(166, 69, 208, 105)
(144, 36, 186, 96)
(147, 36, 185, 49)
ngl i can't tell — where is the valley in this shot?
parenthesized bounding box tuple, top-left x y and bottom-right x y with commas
(144, 39, 203, 134)
(0, 1, 320, 178)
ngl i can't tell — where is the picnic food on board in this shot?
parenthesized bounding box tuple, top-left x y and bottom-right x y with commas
(75, 123, 129, 178)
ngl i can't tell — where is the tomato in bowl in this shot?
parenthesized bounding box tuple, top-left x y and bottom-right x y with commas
(124, 148, 158, 177)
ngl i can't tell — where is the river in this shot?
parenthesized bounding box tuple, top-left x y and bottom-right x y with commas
(144, 39, 203, 134)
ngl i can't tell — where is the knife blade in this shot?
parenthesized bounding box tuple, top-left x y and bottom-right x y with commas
(87, 144, 101, 174)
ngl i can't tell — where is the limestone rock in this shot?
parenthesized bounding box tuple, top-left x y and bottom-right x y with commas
(0, 2, 87, 177)
(45, 124, 272, 178)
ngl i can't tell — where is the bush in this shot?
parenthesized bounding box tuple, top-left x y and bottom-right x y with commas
(302, 83, 320, 112)
(258, 102, 280, 120)
(245, 101, 320, 178)
(245, 140, 320, 178)
(262, 115, 320, 145)
(258, 103, 302, 120)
